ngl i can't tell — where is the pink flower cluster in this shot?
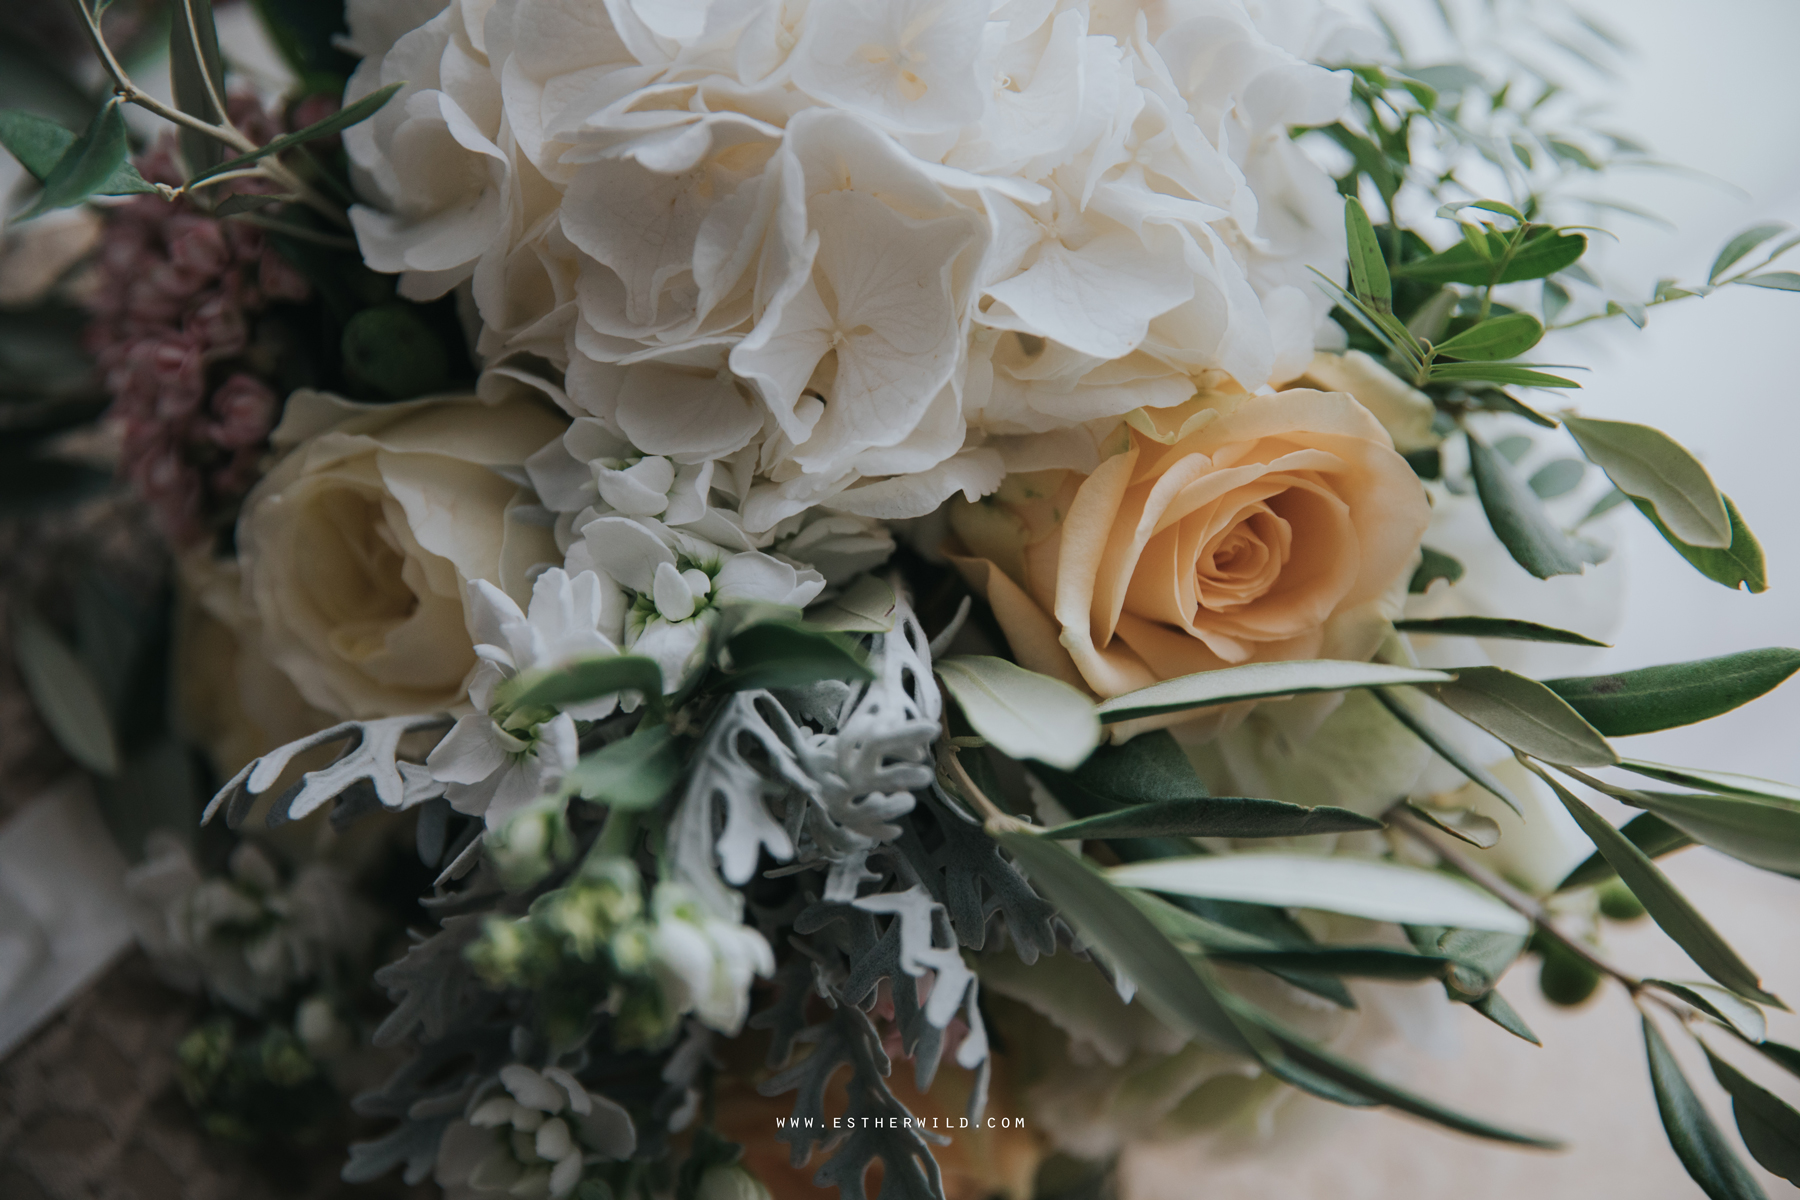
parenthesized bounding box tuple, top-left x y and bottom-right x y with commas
(85, 96, 320, 546)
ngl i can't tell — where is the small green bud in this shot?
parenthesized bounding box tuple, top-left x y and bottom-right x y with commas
(1537, 944, 1602, 1007)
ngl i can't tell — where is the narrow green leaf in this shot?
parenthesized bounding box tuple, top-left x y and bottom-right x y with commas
(1711, 224, 1790, 282)
(188, 82, 405, 185)
(1209, 946, 1452, 980)
(1737, 271, 1800, 291)
(1107, 854, 1530, 934)
(1702, 1043, 1800, 1186)
(1751, 1041, 1800, 1084)
(1406, 802, 1502, 848)
(1438, 199, 1525, 224)
(213, 192, 283, 216)
(1528, 457, 1586, 499)
(1432, 312, 1544, 361)
(937, 655, 1100, 772)
(1344, 197, 1392, 311)
(1395, 229, 1587, 286)
(1231, 995, 1559, 1146)
(1544, 649, 1800, 737)
(1620, 760, 1800, 805)
(1374, 687, 1525, 815)
(1647, 981, 1767, 1043)
(1580, 487, 1630, 525)
(1408, 546, 1465, 593)
(1624, 790, 1800, 879)
(1393, 616, 1608, 647)
(1563, 416, 1731, 548)
(724, 621, 873, 691)
(19, 100, 130, 219)
(1470, 988, 1540, 1045)
(170, 0, 227, 177)
(498, 655, 663, 714)
(1031, 730, 1207, 809)
(1431, 363, 1579, 389)
(1557, 812, 1693, 891)
(1431, 666, 1616, 768)
(11, 609, 121, 775)
(0, 109, 157, 196)
(1467, 429, 1604, 579)
(1531, 765, 1780, 1007)
(995, 832, 1262, 1056)
(1093, 660, 1452, 725)
(561, 724, 678, 810)
(1040, 797, 1381, 841)
(1633, 494, 1768, 593)
(1642, 1017, 1771, 1200)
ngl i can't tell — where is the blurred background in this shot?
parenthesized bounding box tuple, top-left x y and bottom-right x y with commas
(0, 0, 1796, 1197)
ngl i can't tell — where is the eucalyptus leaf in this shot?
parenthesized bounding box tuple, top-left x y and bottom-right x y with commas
(1563, 416, 1731, 548)
(1543, 648, 1800, 736)
(1393, 616, 1607, 647)
(1394, 229, 1587, 286)
(937, 656, 1100, 772)
(1711, 224, 1791, 283)
(1107, 854, 1530, 934)
(498, 655, 663, 715)
(1632, 493, 1767, 593)
(1643, 1017, 1771, 1200)
(1467, 430, 1604, 579)
(0, 109, 157, 196)
(188, 82, 405, 185)
(995, 832, 1261, 1055)
(1040, 797, 1381, 842)
(1093, 660, 1452, 724)
(1557, 812, 1693, 891)
(725, 621, 873, 691)
(20, 100, 130, 219)
(12, 609, 120, 776)
(1622, 790, 1800, 879)
(1646, 980, 1768, 1043)
(1374, 687, 1525, 815)
(1620, 760, 1800, 804)
(1701, 1043, 1800, 1187)
(1531, 765, 1781, 1007)
(1344, 197, 1392, 312)
(1429, 666, 1616, 767)
(562, 724, 678, 810)
(1432, 312, 1543, 361)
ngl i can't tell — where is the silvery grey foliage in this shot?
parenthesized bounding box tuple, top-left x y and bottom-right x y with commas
(205, 713, 451, 828)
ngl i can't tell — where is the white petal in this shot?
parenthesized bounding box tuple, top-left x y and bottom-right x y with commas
(427, 715, 509, 785)
(652, 560, 697, 621)
(582, 516, 675, 592)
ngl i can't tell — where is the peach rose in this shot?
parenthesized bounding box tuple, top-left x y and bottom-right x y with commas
(950, 388, 1429, 738)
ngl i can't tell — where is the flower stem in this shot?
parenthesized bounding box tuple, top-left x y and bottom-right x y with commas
(1387, 803, 1642, 993)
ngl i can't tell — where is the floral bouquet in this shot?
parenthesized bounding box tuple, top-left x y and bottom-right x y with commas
(3, 0, 1798, 1197)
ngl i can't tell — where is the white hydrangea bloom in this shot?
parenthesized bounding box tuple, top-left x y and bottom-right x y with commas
(342, 0, 1376, 529)
(427, 568, 628, 827)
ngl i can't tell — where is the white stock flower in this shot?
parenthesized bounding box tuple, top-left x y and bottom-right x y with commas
(648, 881, 776, 1035)
(566, 513, 825, 692)
(341, 0, 1370, 530)
(436, 1063, 636, 1200)
(427, 568, 626, 827)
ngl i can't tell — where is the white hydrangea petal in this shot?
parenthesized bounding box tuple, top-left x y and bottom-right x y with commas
(426, 714, 510, 784)
(582, 515, 676, 592)
(652, 560, 698, 621)
(500, 1064, 566, 1113)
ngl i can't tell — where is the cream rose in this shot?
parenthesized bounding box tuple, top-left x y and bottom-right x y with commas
(237, 390, 565, 719)
(951, 388, 1430, 738)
